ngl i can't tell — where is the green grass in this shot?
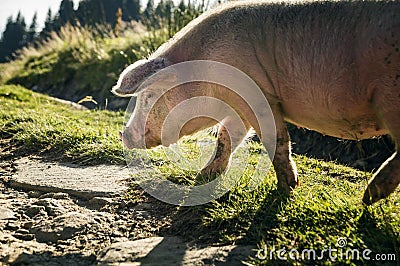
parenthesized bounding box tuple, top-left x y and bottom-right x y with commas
(202, 155, 400, 265)
(0, 24, 170, 110)
(125, 131, 400, 264)
(0, 84, 124, 164)
(1, 85, 399, 265)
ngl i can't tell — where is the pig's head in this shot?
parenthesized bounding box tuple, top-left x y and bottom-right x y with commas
(112, 58, 178, 149)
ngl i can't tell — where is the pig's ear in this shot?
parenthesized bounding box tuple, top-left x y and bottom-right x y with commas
(112, 58, 171, 96)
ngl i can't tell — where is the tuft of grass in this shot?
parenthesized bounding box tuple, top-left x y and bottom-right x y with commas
(0, 84, 124, 164)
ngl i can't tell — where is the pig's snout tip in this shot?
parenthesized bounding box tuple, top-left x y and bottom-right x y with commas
(119, 131, 131, 149)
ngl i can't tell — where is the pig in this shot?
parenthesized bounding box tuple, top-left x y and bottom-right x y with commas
(113, 0, 400, 205)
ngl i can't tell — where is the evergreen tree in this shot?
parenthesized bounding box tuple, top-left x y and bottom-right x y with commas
(59, 0, 75, 26)
(0, 13, 27, 62)
(27, 12, 38, 44)
(76, 0, 90, 25)
(103, 0, 118, 25)
(154, 0, 174, 32)
(143, 0, 156, 27)
(40, 8, 54, 39)
(122, 0, 140, 21)
(17, 12, 27, 46)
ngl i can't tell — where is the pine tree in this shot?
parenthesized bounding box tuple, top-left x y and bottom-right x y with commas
(40, 8, 54, 39)
(102, 0, 119, 25)
(122, 0, 140, 21)
(0, 13, 27, 62)
(143, 0, 155, 27)
(59, 0, 75, 26)
(27, 12, 38, 44)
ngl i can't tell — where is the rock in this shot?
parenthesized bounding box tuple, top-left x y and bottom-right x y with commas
(28, 191, 43, 198)
(5, 222, 19, 230)
(22, 221, 33, 229)
(39, 192, 70, 200)
(31, 212, 93, 243)
(26, 205, 46, 218)
(98, 237, 255, 265)
(12, 233, 35, 241)
(10, 158, 130, 199)
(88, 197, 114, 209)
(111, 230, 124, 237)
(8, 251, 32, 265)
(0, 207, 17, 220)
(35, 198, 65, 216)
(99, 237, 165, 263)
(15, 228, 30, 234)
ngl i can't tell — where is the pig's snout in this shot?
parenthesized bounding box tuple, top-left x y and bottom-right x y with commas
(120, 130, 138, 149)
(120, 130, 131, 149)
(120, 126, 161, 149)
(119, 128, 148, 149)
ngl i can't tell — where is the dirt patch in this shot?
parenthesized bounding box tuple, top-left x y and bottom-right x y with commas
(0, 158, 254, 265)
(10, 157, 129, 199)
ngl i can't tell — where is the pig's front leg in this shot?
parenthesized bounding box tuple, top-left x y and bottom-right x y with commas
(199, 124, 232, 176)
(271, 105, 299, 193)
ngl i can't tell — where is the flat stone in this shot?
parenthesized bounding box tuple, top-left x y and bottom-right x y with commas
(31, 212, 94, 243)
(0, 207, 17, 220)
(98, 237, 254, 265)
(88, 197, 115, 209)
(9, 158, 131, 199)
(39, 192, 70, 200)
(5, 222, 19, 230)
(12, 233, 35, 241)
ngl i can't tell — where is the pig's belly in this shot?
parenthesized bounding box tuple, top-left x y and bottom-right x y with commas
(281, 103, 388, 140)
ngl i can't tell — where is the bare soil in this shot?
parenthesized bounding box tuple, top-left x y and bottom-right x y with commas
(0, 157, 253, 265)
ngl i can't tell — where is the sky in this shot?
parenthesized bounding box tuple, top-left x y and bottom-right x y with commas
(0, 0, 180, 34)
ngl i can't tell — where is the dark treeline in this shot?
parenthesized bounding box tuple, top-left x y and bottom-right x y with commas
(0, 0, 206, 63)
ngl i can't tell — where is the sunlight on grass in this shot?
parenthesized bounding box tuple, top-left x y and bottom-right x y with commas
(0, 85, 124, 164)
(126, 132, 399, 265)
(2, 84, 399, 265)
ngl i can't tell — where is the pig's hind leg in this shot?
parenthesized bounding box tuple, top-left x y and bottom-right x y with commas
(270, 105, 299, 193)
(363, 96, 400, 204)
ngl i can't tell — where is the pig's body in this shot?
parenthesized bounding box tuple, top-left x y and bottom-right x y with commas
(113, 0, 400, 204)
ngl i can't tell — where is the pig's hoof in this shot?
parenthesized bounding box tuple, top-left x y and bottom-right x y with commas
(277, 182, 293, 194)
(278, 178, 300, 194)
(199, 163, 226, 177)
(195, 171, 219, 185)
(362, 184, 385, 205)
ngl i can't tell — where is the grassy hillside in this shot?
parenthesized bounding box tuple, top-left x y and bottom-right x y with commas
(0, 84, 124, 164)
(1, 84, 399, 265)
(0, 24, 168, 110)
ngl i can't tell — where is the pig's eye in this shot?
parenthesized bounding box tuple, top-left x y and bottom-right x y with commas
(147, 93, 153, 99)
